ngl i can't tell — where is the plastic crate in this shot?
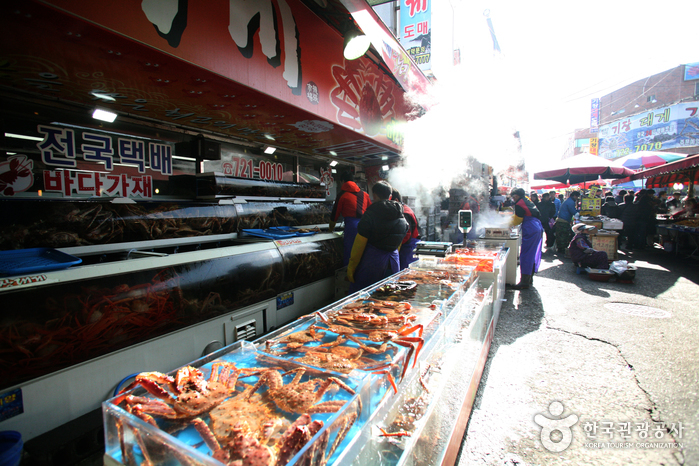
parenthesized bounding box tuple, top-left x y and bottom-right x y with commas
(0, 248, 82, 276)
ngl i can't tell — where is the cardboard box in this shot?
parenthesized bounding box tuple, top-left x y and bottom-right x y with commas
(591, 234, 618, 260)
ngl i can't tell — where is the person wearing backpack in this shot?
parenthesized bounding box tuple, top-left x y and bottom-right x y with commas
(329, 170, 371, 265)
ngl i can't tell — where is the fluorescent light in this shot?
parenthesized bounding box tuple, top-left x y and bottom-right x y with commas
(331, 169, 337, 173)
(329, 151, 337, 156)
(172, 155, 197, 161)
(381, 155, 388, 161)
(264, 146, 276, 154)
(264, 134, 275, 141)
(381, 165, 389, 171)
(92, 108, 117, 123)
(90, 91, 116, 101)
(330, 160, 338, 167)
(5, 132, 43, 141)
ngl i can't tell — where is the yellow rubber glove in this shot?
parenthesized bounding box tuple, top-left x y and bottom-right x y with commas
(510, 215, 523, 227)
(328, 220, 336, 233)
(346, 234, 368, 283)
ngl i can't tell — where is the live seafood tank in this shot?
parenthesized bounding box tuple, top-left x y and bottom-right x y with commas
(102, 255, 504, 466)
(0, 224, 342, 442)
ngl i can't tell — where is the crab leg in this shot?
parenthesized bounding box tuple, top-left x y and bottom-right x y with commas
(192, 418, 229, 463)
(372, 369, 398, 394)
(378, 426, 411, 437)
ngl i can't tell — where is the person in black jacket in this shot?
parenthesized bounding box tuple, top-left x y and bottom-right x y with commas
(601, 196, 621, 219)
(538, 192, 557, 249)
(347, 180, 409, 294)
(620, 193, 640, 249)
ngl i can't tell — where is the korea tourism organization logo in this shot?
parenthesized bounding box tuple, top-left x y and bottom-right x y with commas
(534, 400, 685, 453)
(534, 401, 579, 452)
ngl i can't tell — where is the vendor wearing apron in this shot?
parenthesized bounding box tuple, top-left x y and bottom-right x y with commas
(347, 181, 408, 294)
(329, 170, 371, 266)
(509, 187, 544, 290)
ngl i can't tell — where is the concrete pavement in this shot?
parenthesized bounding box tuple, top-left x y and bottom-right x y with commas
(458, 247, 699, 466)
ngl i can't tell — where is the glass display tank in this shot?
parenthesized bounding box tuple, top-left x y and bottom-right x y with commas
(101, 260, 497, 466)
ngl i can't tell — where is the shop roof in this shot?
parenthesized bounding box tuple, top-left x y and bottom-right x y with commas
(0, 0, 430, 167)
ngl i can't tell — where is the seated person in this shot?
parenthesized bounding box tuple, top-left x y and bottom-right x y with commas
(568, 223, 609, 269)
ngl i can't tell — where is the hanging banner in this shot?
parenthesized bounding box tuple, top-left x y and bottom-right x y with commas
(589, 137, 599, 156)
(399, 0, 432, 71)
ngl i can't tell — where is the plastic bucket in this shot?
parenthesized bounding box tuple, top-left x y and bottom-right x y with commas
(0, 431, 23, 466)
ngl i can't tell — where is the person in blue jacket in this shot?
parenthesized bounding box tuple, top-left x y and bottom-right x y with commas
(555, 191, 580, 254)
(550, 190, 561, 217)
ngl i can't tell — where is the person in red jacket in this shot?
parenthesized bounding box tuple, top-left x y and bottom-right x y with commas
(329, 170, 371, 265)
(392, 189, 420, 270)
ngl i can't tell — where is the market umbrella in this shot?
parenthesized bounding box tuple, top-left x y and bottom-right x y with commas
(533, 153, 636, 186)
(530, 180, 571, 190)
(612, 151, 687, 170)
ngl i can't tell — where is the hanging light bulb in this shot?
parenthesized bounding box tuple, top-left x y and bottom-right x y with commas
(342, 22, 371, 60)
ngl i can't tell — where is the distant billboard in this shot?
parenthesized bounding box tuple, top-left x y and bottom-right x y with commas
(399, 0, 431, 71)
(684, 62, 699, 81)
(598, 102, 699, 159)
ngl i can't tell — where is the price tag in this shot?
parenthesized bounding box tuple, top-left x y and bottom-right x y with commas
(276, 292, 294, 310)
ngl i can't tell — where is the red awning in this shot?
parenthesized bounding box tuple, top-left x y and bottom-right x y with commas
(645, 171, 699, 188)
(626, 153, 699, 180)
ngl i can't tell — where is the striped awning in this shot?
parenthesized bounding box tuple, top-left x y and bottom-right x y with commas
(613, 153, 699, 188)
(645, 170, 699, 188)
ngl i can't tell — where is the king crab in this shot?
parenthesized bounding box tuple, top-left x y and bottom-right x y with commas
(118, 362, 253, 425)
(194, 412, 325, 466)
(246, 368, 356, 415)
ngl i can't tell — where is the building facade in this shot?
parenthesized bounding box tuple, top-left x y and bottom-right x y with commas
(596, 63, 699, 160)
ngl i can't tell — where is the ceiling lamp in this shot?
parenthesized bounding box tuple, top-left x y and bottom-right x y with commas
(264, 146, 276, 154)
(342, 23, 371, 60)
(92, 107, 117, 123)
(330, 160, 338, 167)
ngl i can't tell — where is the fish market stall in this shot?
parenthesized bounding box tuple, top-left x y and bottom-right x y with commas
(102, 242, 509, 466)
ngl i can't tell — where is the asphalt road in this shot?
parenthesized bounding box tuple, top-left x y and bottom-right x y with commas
(458, 246, 699, 466)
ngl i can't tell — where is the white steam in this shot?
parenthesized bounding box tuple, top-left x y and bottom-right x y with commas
(388, 59, 523, 213)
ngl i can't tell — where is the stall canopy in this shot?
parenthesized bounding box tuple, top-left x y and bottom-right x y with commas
(533, 153, 636, 186)
(530, 180, 572, 190)
(614, 153, 699, 196)
(613, 151, 687, 170)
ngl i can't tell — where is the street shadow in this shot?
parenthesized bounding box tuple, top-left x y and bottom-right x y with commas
(470, 287, 544, 412)
(534, 248, 698, 298)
